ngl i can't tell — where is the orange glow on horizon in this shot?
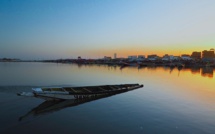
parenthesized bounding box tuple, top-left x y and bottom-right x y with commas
(87, 47, 205, 58)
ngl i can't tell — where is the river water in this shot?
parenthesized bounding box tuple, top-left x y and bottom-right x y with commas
(0, 62, 215, 134)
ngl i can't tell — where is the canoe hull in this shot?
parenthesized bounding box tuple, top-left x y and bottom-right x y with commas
(18, 84, 144, 100)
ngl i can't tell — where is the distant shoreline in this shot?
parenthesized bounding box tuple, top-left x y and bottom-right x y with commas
(1, 59, 215, 68)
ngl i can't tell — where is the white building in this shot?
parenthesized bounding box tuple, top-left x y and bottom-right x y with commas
(114, 53, 117, 59)
(147, 55, 158, 61)
(162, 55, 177, 61)
(148, 57, 158, 61)
(162, 55, 169, 61)
(181, 55, 192, 60)
(128, 56, 137, 61)
(137, 55, 145, 61)
(173, 56, 180, 61)
(103, 56, 111, 60)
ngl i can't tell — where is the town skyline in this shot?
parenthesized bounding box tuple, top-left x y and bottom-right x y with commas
(1, 48, 214, 61)
(1, 0, 215, 60)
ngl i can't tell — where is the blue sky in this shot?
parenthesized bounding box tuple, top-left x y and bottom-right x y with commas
(0, 0, 215, 59)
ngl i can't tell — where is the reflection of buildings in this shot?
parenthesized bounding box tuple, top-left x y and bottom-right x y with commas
(181, 67, 200, 75)
(190, 67, 201, 74)
(168, 66, 214, 78)
(201, 67, 213, 78)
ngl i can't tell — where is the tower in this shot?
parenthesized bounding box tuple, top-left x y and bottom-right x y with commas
(114, 53, 117, 59)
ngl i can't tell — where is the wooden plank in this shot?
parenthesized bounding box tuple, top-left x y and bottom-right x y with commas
(61, 88, 68, 92)
(83, 88, 92, 93)
(70, 88, 77, 93)
(109, 86, 117, 90)
(98, 87, 107, 91)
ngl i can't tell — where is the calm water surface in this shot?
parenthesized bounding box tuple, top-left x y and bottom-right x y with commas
(0, 62, 215, 134)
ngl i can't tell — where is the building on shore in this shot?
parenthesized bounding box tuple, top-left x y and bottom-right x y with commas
(162, 54, 180, 61)
(162, 54, 170, 61)
(128, 55, 137, 62)
(137, 55, 145, 62)
(114, 53, 117, 59)
(103, 56, 112, 60)
(173, 56, 180, 61)
(127, 55, 145, 62)
(0, 58, 21, 62)
(191, 51, 201, 60)
(78, 56, 82, 59)
(202, 49, 215, 58)
(181, 54, 192, 60)
(202, 49, 215, 62)
(147, 54, 158, 61)
(162, 54, 177, 61)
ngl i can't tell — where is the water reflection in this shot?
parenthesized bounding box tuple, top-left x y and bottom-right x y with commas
(122, 65, 214, 78)
(0, 63, 214, 87)
(202, 67, 213, 78)
(190, 67, 201, 74)
(182, 67, 214, 78)
(19, 97, 107, 121)
(1, 63, 215, 134)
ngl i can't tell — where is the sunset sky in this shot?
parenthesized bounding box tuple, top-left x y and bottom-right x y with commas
(0, 0, 215, 59)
